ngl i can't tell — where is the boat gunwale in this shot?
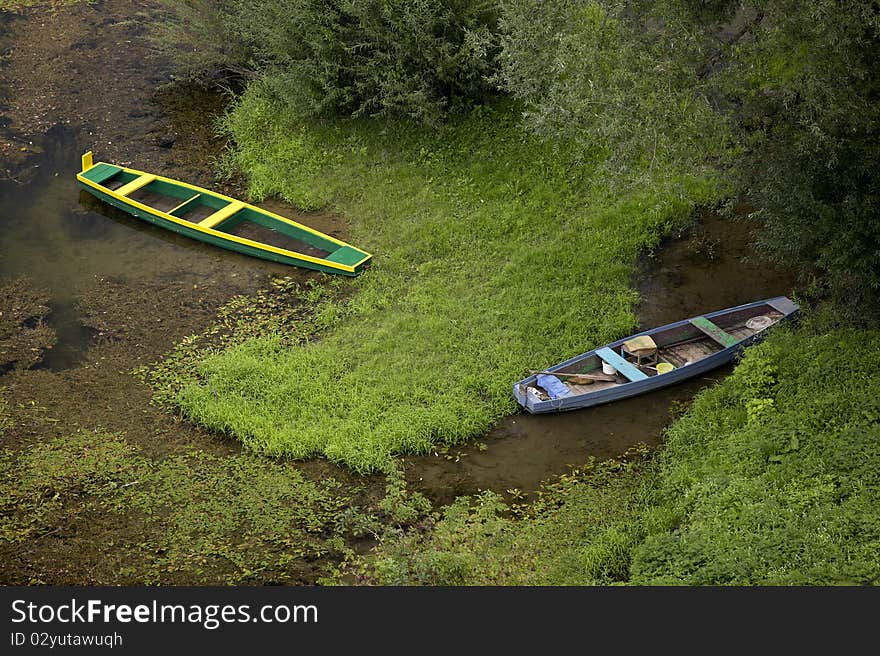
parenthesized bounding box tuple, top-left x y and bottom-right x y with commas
(77, 161, 372, 273)
(514, 297, 798, 413)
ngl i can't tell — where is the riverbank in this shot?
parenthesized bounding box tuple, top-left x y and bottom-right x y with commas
(3, 1, 873, 587)
(356, 323, 880, 585)
(172, 90, 724, 473)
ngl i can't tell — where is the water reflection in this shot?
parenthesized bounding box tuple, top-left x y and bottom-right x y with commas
(0, 126, 287, 369)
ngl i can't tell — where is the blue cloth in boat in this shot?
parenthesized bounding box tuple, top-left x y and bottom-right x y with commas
(536, 374, 572, 400)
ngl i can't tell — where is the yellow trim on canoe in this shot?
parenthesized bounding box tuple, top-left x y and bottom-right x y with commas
(115, 174, 157, 197)
(77, 161, 372, 272)
(199, 200, 245, 229)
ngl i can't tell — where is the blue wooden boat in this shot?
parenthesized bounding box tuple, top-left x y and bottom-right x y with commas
(513, 296, 799, 414)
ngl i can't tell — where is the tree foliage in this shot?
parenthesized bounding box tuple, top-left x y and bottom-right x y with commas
(157, 0, 880, 310)
(497, 0, 880, 314)
(716, 1, 880, 314)
(496, 0, 726, 168)
(156, 0, 499, 124)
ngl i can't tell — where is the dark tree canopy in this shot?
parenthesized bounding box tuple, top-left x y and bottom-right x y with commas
(155, 0, 499, 125)
(496, 0, 880, 314)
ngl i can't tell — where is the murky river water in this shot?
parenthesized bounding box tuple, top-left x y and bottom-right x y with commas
(0, 125, 293, 369)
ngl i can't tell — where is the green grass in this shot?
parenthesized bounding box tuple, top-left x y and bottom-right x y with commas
(362, 448, 652, 585)
(356, 326, 880, 585)
(0, 397, 11, 436)
(631, 326, 880, 584)
(174, 91, 722, 472)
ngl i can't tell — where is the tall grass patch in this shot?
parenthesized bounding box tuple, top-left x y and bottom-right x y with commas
(177, 92, 721, 471)
(631, 328, 880, 584)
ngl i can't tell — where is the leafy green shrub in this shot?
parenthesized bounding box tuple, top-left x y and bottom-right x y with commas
(631, 328, 880, 585)
(152, 1, 258, 83)
(720, 1, 880, 317)
(496, 0, 880, 313)
(156, 0, 501, 124)
(377, 463, 431, 526)
(496, 0, 727, 169)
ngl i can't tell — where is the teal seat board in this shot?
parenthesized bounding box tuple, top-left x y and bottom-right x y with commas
(325, 245, 367, 266)
(768, 297, 799, 316)
(690, 317, 739, 348)
(81, 163, 122, 185)
(595, 347, 649, 382)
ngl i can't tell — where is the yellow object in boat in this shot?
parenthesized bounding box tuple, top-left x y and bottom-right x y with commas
(656, 362, 674, 374)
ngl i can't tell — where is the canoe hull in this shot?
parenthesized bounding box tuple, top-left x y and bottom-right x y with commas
(78, 182, 360, 275)
(76, 153, 371, 276)
(513, 297, 799, 414)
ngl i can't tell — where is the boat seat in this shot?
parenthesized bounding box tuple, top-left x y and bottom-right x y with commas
(622, 335, 658, 366)
(690, 317, 739, 348)
(168, 194, 202, 217)
(325, 245, 367, 266)
(114, 174, 157, 197)
(198, 201, 245, 230)
(595, 347, 648, 382)
(80, 163, 122, 186)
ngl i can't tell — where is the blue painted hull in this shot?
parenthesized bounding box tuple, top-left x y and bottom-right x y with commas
(513, 296, 798, 414)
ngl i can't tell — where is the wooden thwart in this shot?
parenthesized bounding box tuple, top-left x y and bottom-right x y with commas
(115, 174, 156, 197)
(199, 201, 245, 229)
(690, 317, 739, 348)
(168, 193, 202, 216)
(595, 347, 649, 382)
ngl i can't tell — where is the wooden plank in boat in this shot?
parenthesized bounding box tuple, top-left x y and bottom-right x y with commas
(326, 245, 370, 266)
(128, 189, 180, 213)
(595, 347, 648, 382)
(115, 174, 157, 197)
(690, 317, 739, 348)
(81, 163, 122, 185)
(199, 201, 245, 230)
(658, 349, 687, 367)
(532, 370, 618, 383)
(768, 297, 799, 315)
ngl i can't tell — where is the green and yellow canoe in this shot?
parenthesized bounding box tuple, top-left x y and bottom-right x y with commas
(77, 152, 372, 276)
